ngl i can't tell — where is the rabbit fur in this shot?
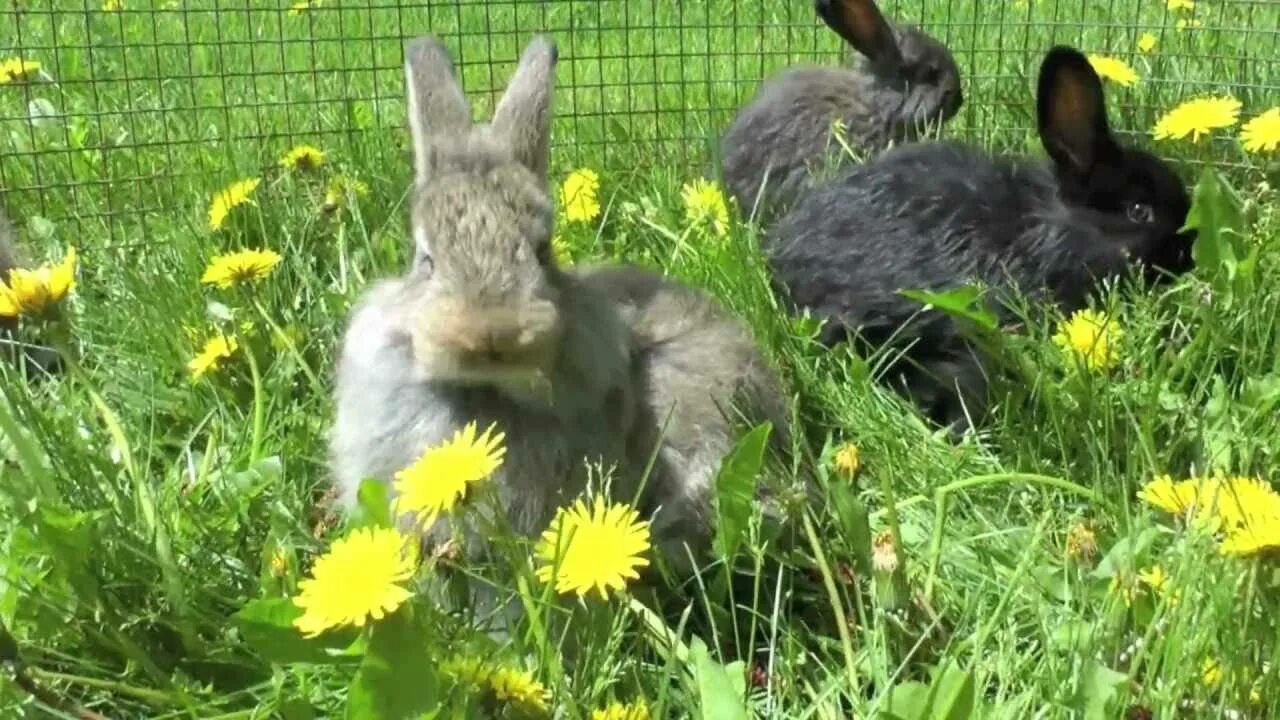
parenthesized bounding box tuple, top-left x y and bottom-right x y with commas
(764, 45, 1194, 430)
(330, 35, 793, 609)
(719, 0, 963, 219)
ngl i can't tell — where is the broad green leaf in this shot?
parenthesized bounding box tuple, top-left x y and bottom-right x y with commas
(346, 605, 439, 720)
(828, 481, 872, 577)
(1185, 168, 1252, 292)
(713, 422, 771, 560)
(1089, 526, 1161, 580)
(353, 478, 393, 530)
(899, 285, 999, 332)
(1073, 659, 1128, 720)
(691, 637, 749, 720)
(930, 663, 976, 720)
(879, 680, 934, 720)
(233, 597, 360, 666)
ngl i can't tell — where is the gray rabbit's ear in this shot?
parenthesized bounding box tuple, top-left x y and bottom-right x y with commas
(404, 36, 473, 185)
(815, 0, 904, 69)
(491, 35, 558, 181)
(1036, 45, 1118, 177)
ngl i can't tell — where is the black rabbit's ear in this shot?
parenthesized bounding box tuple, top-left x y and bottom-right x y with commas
(1037, 45, 1120, 177)
(816, 0, 904, 69)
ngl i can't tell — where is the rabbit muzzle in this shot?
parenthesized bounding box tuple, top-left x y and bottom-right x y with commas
(409, 298, 564, 390)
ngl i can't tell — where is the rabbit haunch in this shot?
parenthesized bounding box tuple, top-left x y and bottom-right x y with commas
(764, 45, 1193, 430)
(330, 34, 791, 582)
(719, 0, 963, 218)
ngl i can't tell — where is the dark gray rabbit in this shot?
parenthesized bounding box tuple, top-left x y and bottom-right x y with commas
(765, 45, 1195, 430)
(719, 0, 963, 218)
(330, 35, 793, 608)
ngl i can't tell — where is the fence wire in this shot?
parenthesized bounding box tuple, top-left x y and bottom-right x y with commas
(1, 0, 1277, 239)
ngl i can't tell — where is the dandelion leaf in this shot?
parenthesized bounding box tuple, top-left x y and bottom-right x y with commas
(233, 597, 360, 665)
(712, 421, 771, 560)
(691, 637, 750, 720)
(898, 285, 999, 333)
(346, 605, 440, 720)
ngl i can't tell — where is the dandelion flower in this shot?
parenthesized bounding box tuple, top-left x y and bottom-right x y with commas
(200, 248, 282, 289)
(871, 529, 899, 574)
(1087, 55, 1139, 87)
(1137, 474, 1199, 516)
(1137, 33, 1158, 54)
(535, 496, 651, 600)
(322, 174, 369, 213)
(0, 58, 42, 84)
(1241, 108, 1280, 154)
(1153, 96, 1241, 143)
(593, 702, 651, 720)
(1175, 18, 1203, 32)
(0, 247, 77, 320)
(1220, 504, 1280, 557)
(1053, 308, 1123, 371)
(681, 178, 731, 237)
(279, 144, 326, 171)
(561, 168, 601, 224)
(488, 667, 551, 713)
(102, 0, 123, 11)
(392, 421, 506, 529)
(207, 177, 262, 230)
(1202, 658, 1223, 688)
(1166, 0, 1194, 10)
(833, 442, 861, 478)
(291, 526, 417, 637)
(1065, 523, 1098, 563)
(187, 334, 239, 380)
(1136, 565, 1168, 592)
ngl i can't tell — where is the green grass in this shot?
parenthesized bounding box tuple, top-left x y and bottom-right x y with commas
(2, 0, 1280, 718)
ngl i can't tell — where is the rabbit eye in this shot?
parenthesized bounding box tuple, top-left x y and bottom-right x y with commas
(917, 65, 942, 85)
(414, 250, 434, 276)
(1126, 202, 1155, 225)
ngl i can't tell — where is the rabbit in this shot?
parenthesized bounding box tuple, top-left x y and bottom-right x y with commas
(762, 45, 1195, 432)
(719, 0, 963, 220)
(330, 35, 795, 617)
(573, 263, 795, 572)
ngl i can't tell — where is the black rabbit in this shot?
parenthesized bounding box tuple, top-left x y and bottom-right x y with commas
(764, 45, 1195, 429)
(719, 0, 963, 220)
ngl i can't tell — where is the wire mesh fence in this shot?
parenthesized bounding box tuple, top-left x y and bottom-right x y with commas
(1, 0, 1278, 239)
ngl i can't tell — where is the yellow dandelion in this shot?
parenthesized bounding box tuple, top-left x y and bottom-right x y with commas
(1086, 55, 1139, 87)
(833, 442, 861, 478)
(279, 144, 326, 171)
(1137, 33, 1158, 54)
(0, 246, 77, 320)
(561, 168, 601, 224)
(187, 334, 239, 380)
(1053, 308, 1123, 372)
(1241, 108, 1280, 154)
(291, 526, 417, 637)
(200, 248, 282, 289)
(535, 496, 651, 600)
(1202, 475, 1280, 528)
(1202, 658, 1223, 688)
(1166, 0, 1194, 10)
(0, 58, 42, 84)
(1065, 523, 1098, 563)
(440, 655, 493, 687)
(1176, 17, 1203, 32)
(391, 421, 506, 529)
(1136, 565, 1167, 592)
(207, 177, 262, 231)
(681, 178, 731, 237)
(1137, 474, 1199, 516)
(102, 0, 123, 11)
(1220, 503, 1280, 557)
(592, 701, 651, 720)
(488, 667, 551, 714)
(322, 174, 369, 213)
(1153, 96, 1241, 143)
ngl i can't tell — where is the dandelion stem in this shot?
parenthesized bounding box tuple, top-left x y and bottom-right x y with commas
(801, 511, 859, 692)
(243, 335, 265, 464)
(924, 473, 1098, 603)
(250, 297, 324, 394)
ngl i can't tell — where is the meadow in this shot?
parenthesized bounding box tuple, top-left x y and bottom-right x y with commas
(2, 0, 1280, 718)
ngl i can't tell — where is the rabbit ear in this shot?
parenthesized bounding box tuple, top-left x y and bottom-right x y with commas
(1036, 45, 1119, 178)
(491, 35, 558, 181)
(815, 0, 904, 69)
(404, 36, 473, 185)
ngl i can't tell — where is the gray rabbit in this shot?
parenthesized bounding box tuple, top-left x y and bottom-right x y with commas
(329, 35, 793, 608)
(764, 46, 1195, 431)
(719, 0, 963, 219)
